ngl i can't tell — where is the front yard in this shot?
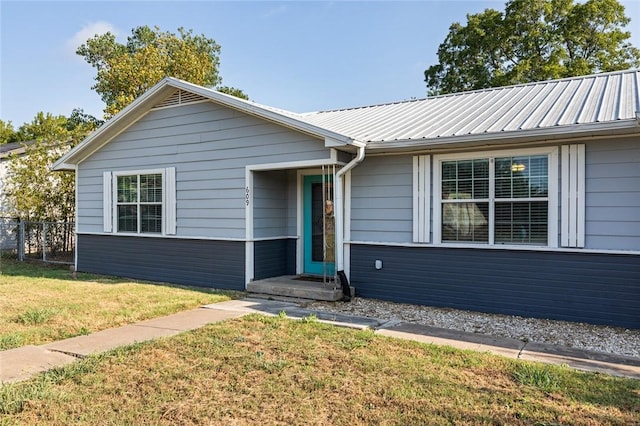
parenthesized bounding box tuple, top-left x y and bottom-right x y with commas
(0, 261, 638, 424)
(0, 260, 238, 350)
(1, 314, 639, 424)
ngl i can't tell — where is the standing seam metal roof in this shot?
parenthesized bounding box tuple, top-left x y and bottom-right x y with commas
(298, 69, 640, 144)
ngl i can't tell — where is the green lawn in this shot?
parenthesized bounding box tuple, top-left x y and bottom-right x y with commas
(0, 260, 240, 350)
(1, 314, 638, 425)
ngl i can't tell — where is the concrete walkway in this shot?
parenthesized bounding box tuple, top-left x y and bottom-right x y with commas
(1, 298, 639, 384)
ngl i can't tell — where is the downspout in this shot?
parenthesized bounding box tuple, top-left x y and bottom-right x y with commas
(335, 142, 366, 273)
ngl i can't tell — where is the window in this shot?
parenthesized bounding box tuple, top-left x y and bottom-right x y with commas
(103, 168, 176, 235)
(434, 148, 557, 247)
(117, 173, 163, 233)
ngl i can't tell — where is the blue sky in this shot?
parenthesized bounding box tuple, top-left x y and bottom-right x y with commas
(1, 1, 639, 127)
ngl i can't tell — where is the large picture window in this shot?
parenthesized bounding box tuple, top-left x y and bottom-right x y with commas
(435, 148, 557, 246)
(116, 173, 163, 234)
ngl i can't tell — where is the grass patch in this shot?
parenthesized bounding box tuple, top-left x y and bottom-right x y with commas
(513, 362, 560, 393)
(1, 315, 638, 425)
(13, 308, 58, 325)
(0, 260, 241, 350)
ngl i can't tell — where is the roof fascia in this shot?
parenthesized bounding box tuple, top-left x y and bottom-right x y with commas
(166, 79, 354, 147)
(365, 119, 640, 151)
(53, 77, 355, 171)
(52, 79, 177, 171)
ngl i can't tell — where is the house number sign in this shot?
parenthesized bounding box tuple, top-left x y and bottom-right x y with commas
(245, 187, 250, 206)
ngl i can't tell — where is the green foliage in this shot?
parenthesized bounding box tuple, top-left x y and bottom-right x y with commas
(0, 119, 17, 144)
(513, 362, 561, 393)
(14, 308, 58, 325)
(77, 25, 247, 117)
(217, 85, 249, 100)
(425, 0, 640, 94)
(4, 110, 100, 221)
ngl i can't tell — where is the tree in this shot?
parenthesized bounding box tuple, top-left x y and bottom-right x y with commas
(424, 0, 640, 94)
(77, 26, 248, 117)
(0, 120, 17, 144)
(5, 110, 100, 222)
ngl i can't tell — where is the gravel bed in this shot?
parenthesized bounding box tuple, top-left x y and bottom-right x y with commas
(308, 297, 640, 358)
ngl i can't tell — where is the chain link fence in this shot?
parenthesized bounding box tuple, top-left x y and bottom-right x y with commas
(0, 217, 19, 259)
(0, 218, 75, 264)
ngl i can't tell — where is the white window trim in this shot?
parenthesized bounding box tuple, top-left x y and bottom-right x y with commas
(413, 155, 431, 243)
(433, 147, 558, 247)
(109, 168, 176, 236)
(561, 144, 585, 248)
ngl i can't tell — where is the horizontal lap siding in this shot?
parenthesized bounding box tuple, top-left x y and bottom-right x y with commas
(351, 244, 640, 328)
(254, 171, 288, 239)
(77, 234, 244, 290)
(350, 155, 413, 243)
(254, 239, 296, 280)
(77, 101, 329, 238)
(585, 138, 640, 250)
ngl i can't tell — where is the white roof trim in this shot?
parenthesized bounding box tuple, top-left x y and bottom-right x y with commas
(52, 77, 356, 170)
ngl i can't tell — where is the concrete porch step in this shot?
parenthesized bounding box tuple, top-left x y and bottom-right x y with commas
(247, 275, 344, 302)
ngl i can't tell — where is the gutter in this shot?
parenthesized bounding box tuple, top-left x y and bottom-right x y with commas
(334, 142, 366, 273)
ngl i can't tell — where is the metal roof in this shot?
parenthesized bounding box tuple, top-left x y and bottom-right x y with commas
(299, 69, 640, 144)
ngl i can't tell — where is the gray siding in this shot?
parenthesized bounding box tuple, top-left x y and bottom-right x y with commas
(77, 234, 244, 290)
(254, 171, 288, 239)
(286, 170, 298, 236)
(351, 244, 640, 328)
(253, 170, 297, 239)
(585, 138, 640, 250)
(349, 138, 640, 251)
(77, 101, 331, 238)
(254, 238, 296, 280)
(350, 155, 413, 243)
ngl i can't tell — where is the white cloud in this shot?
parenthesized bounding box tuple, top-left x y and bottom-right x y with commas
(65, 21, 118, 58)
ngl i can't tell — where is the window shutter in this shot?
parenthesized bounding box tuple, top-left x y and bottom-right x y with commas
(103, 171, 112, 233)
(561, 144, 585, 247)
(413, 155, 431, 243)
(164, 167, 177, 235)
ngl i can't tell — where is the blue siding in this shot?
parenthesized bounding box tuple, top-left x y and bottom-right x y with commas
(77, 234, 245, 290)
(77, 101, 331, 238)
(351, 244, 640, 328)
(254, 238, 296, 280)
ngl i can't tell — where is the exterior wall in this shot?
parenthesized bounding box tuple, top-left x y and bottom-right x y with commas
(253, 170, 288, 239)
(350, 244, 640, 328)
(286, 170, 297, 237)
(77, 234, 245, 290)
(350, 155, 413, 243)
(76, 101, 331, 239)
(0, 160, 9, 216)
(585, 137, 640, 250)
(254, 238, 296, 280)
(349, 138, 640, 252)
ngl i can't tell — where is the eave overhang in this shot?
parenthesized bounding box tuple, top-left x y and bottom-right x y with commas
(52, 77, 356, 171)
(362, 118, 640, 154)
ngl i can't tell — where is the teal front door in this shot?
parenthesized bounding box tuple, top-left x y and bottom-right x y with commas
(303, 175, 335, 275)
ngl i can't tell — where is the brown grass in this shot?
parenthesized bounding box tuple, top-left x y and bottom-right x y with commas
(2, 314, 638, 425)
(0, 260, 240, 350)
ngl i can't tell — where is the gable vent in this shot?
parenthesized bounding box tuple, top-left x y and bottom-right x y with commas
(153, 89, 208, 109)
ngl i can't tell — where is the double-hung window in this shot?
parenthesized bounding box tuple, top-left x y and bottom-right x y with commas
(434, 148, 558, 246)
(117, 173, 163, 233)
(103, 168, 176, 235)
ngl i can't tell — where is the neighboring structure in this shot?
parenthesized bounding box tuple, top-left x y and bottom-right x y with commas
(0, 141, 28, 216)
(0, 141, 31, 250)
(54, 70, 640, 328)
